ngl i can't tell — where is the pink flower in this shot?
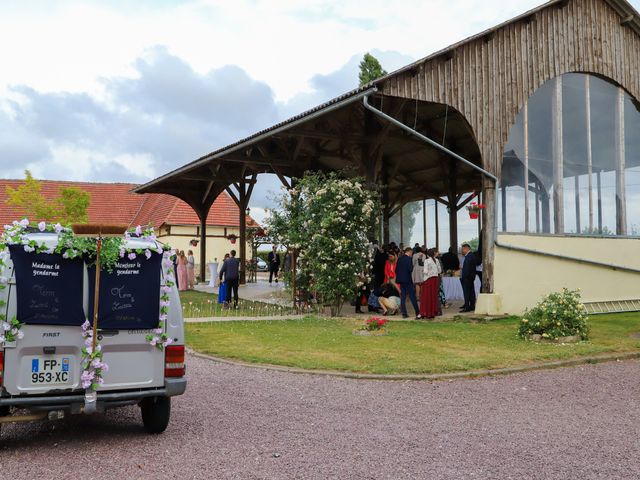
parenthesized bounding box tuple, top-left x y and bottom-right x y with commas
(128, 252, 136, 260)
(135, 225, 143, 236)
(119, 248, 125, 258)
(144, 249, 152, 259)
(37, 221, 46, 232)
(19, 218, 29, 227)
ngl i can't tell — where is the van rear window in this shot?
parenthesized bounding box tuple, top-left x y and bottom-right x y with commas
(87, 252, 162, 329)
(9, 246, 86, 326)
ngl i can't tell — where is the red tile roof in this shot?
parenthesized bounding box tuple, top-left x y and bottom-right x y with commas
(0, 179, 258, 232)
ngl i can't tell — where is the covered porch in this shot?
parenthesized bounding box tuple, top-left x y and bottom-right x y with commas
(134, 88, 496, 291)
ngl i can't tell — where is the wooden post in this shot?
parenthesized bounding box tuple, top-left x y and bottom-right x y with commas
(501, 186, 507, 231)
(199, 214, 207, 284)
(382, 181, 390, 244)
(399, 204, 404, 245)
(523, 99, 530, 232)
(239, 185, 247, 284)
(422, 199, 427, 246)
(92, 238, 102, 351)
(448, 162, 458, 250)
(585, 75, 594, 233)
(597, 171, 603, 232)
(575, 176, 581, 234)
(615, 86, 627, 235)
(435, 200, 440, 251)
(481, 176, 496, 294)
(552, 76, 564, 234)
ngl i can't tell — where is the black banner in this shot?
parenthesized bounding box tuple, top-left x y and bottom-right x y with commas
(88, 253, 162, 329)
(9, 245, 86, 326)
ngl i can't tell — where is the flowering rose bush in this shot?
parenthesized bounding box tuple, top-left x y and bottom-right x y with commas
(267, 172, 380, 316)
(362, 317, 387, 331)
(517, 288, 589, 341)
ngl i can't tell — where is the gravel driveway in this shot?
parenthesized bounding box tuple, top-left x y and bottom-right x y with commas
(2, 355, 640, 479)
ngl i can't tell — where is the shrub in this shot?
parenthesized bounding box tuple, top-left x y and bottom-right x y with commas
(517, 288, 589, 341)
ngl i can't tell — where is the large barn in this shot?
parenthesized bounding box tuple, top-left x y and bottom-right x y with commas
(135, 0, 640, 315)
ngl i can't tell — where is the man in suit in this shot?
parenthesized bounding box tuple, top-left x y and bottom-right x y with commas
(219, 249, 240, 309)
(267, 245, 280, 284)
(396, 247, 421, 319)
(460, 243, 477, 312)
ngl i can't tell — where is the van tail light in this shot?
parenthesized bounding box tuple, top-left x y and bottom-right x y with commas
(165, 345, 185, 377)
(0, 350, 4, 387)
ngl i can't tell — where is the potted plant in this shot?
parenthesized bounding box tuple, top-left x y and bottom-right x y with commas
(189, 239, 199, 247)
(466, 202, 485, 219)
(227, 233, 238, 244)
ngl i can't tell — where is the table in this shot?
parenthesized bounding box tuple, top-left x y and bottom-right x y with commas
(207, 262, 218, 287)
(442, 276, 481, 301)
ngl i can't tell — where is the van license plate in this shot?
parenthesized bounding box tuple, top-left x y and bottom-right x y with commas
(30, 356, 72, 385)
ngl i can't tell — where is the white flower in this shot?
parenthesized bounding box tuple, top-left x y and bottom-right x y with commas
(144, 249, 152, 260)
(2, 322, 10, 331)
(344, 198, 354, 206)
(37, 221, 46, 232)
(16, 330, 24, 340)
(19, 218, 29, 227)
(54, 223, 63, 233)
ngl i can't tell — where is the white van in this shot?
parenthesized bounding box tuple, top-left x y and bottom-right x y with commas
(0, 232, 186, 434)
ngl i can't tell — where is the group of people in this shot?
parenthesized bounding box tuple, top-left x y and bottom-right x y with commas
(175, 249, 196, 291)
(365, 241, 481, 319)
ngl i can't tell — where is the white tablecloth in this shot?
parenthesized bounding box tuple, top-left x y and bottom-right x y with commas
(442, 276, 481, 301)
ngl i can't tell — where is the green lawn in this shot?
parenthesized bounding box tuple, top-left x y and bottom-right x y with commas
(185, 313, 640, 375)
(179, 289, 296, 318)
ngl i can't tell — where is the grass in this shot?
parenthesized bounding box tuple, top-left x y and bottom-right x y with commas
(185, 313, 640, 375)
(179, 289, 296, 318)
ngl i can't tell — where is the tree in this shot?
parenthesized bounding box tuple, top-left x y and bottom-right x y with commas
(267, 172, 380, 316)
(358, 53, 388, 86)
(6, 170, 90, 224)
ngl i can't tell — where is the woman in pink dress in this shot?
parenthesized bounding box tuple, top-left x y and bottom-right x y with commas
(177, 251, 188, 292)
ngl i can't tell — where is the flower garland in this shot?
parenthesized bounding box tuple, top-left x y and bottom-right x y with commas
(80, 319, 108, 390)
(0, 219, 175, 379)
(0, 251, 23, 345)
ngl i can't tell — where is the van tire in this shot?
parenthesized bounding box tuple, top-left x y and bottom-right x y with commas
(140, 397, 170, 434)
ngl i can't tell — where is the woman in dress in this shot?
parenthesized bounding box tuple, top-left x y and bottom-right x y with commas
(217, 253, 230, 304)
(186, 249, 195, 289)
(420, 248, 440, 319)
(412, 247, 425, 303)
(384, 252, 397, 285)
(177, 251, 188, 292)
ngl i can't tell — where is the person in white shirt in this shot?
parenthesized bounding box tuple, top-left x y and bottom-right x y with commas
(419, 248, 441, 319)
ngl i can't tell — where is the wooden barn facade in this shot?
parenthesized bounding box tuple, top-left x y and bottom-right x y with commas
(136, 0, 640, 314)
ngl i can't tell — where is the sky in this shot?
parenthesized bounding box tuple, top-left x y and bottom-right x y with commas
(1, 0, 639, 239)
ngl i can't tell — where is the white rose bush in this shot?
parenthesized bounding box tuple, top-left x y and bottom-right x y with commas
(267, 172, 380, 316)
(517, 288, 590, 341)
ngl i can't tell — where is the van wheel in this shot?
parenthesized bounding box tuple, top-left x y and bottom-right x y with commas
(140, 397, 171, 434)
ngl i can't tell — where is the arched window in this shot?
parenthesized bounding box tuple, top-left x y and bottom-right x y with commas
(499, 72, 640, 236)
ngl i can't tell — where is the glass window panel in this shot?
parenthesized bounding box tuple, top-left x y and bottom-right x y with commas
(625, 93, 640, 236)
(426, 199, 436, 248)
(527, 79, 555, 234)
(562, 74, 589, 234)
(436, 201, 450, 252)
(402, 201, 423, 247)
(589, 76, 618, 235)
(500, 105, 526, 232)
